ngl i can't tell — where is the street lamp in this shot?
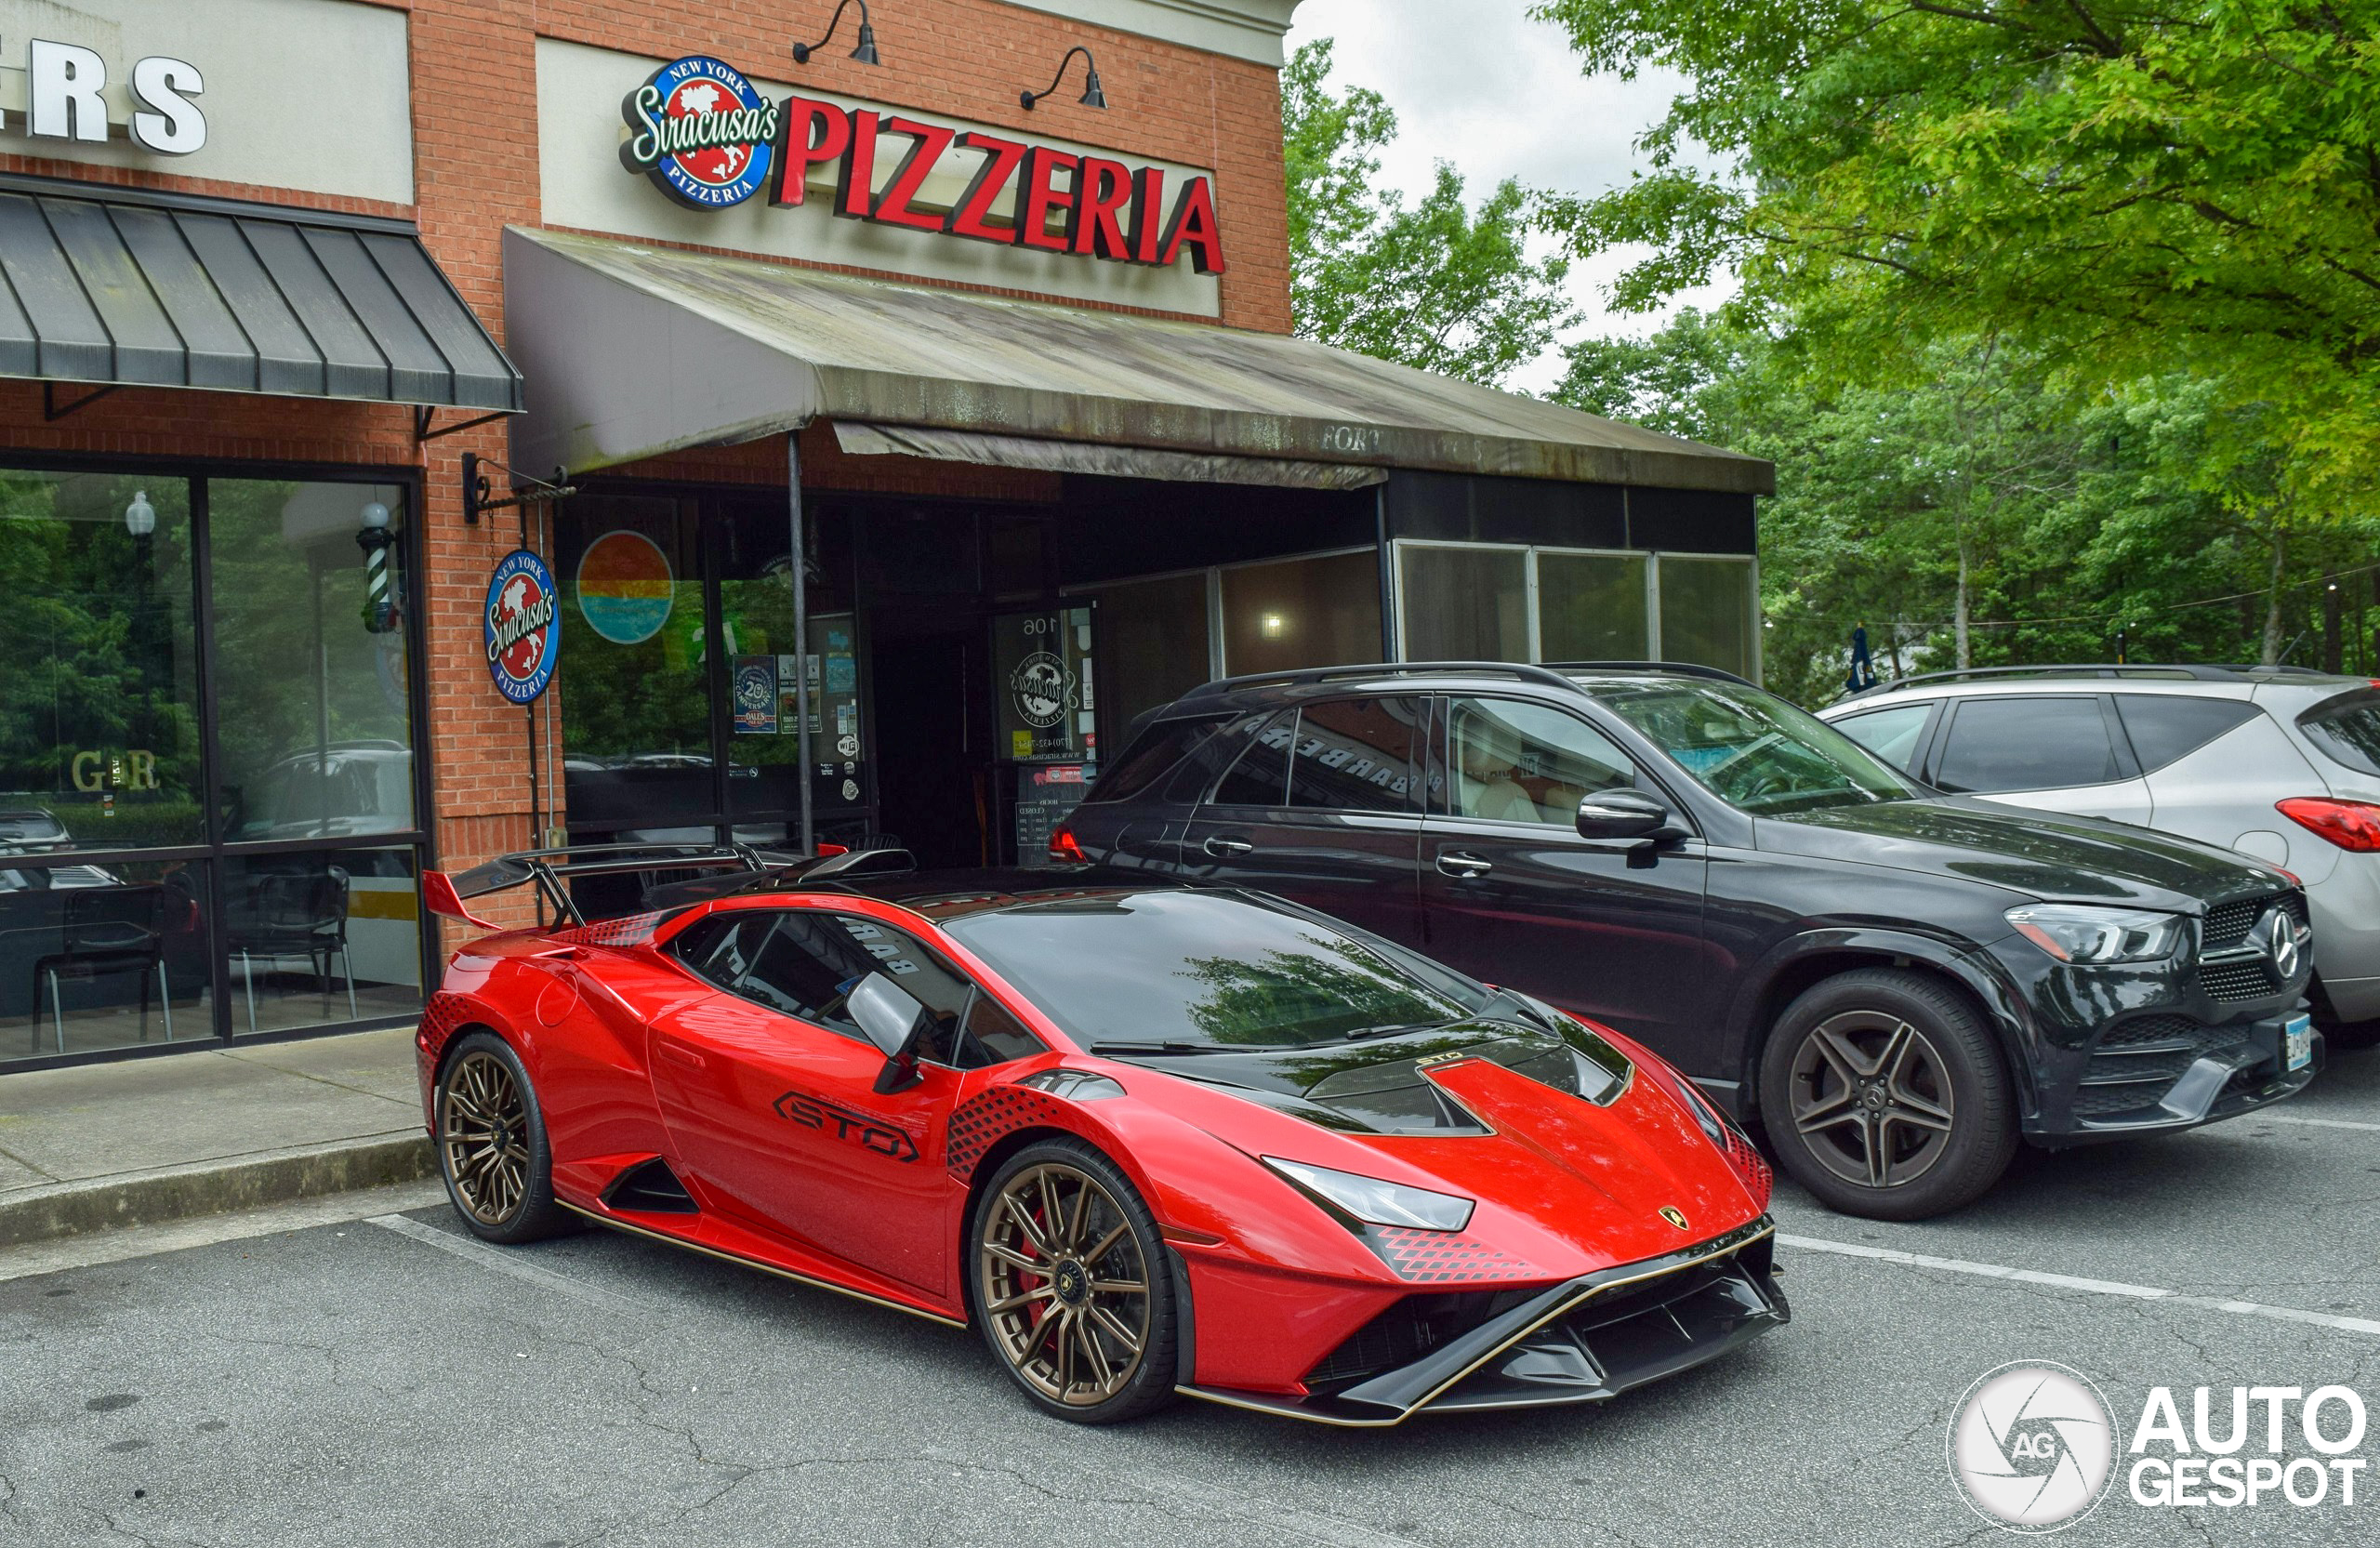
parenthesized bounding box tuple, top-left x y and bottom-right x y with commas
(357, 499, 396, 634)
(1022, 46, 1106, 110)
(793, 1, 881, 65)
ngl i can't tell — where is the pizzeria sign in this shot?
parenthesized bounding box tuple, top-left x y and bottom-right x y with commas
(619, 54, 1225, 274)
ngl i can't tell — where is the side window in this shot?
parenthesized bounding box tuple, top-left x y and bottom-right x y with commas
(957, 992, 1046, 1069)
(1287, 698, 1421, 814)
(2115, 695, 2259, 774)
(1933, 697, 2122, 792)
(1833, 703, 1935, 773)
(1159, 709, 1269, 803)
(1208, 709, 1295, 808)
(1447, 698, 1639, 826)
(679, 910, 976, 1059)
(1083, 715, 1229, 805)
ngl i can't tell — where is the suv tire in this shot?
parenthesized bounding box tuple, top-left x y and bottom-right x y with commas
(1757, 968, 2016, 1220)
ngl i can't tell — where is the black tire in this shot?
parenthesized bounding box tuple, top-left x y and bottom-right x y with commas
(969, 1139, 1179, 1424)
(1757, 969, 2016, 1221)
(434, 1030, 574, 1244)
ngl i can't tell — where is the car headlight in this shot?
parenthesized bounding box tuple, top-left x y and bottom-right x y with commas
(2005, 904, 2185, 964)
(1261, 1157, 1474, 1232)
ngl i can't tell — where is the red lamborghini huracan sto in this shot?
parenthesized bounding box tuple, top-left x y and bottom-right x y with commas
(417, 845, 1785, 1425)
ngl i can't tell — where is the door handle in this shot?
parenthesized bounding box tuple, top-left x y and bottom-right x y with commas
(1436, 851, 1493, 879)
(1203, 836, 1254, 858)
(658, 1040, 707, 1070)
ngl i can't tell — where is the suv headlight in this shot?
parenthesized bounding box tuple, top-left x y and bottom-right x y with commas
(2005, 905, 2185, 964)
(1262, 1157, 1474, 1232)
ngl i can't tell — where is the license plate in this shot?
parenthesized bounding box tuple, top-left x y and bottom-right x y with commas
(2285, 1013, 2314, 1073)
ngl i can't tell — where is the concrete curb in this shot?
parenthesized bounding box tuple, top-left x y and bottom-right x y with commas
(0, 1133, 436, 1249)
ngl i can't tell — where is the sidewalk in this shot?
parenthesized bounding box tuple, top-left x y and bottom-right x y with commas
(0, 1025, 432, 1248)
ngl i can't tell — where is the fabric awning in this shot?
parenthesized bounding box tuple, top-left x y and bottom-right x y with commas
(0, 176, 521, 411)
(503, 226, 1771, 496)
(830, 421, 1388, 490)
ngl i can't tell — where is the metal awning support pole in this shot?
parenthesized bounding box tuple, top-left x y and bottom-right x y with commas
(789, 434, 814, 855)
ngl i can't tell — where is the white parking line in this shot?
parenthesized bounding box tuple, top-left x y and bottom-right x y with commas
(2252, 1112, 2380, 1133)
(1781, 1234, 2380, 1337)
(368, 1213, 651, 1314)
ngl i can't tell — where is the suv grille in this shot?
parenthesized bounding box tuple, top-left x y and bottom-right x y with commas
(2202, 892, 2307, 953)
(2196, 890, 2306, 1002)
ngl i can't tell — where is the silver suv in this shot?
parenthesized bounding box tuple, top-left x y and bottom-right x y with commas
(1818, 666, 2380, 1025)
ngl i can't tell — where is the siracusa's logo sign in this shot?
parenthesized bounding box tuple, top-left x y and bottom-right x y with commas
(616, 56, 1225, 274)
(619, 56, 780, 208)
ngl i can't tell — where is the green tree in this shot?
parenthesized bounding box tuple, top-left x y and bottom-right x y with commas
(1530, 0, 2380, 505)
(1282, 39, 1575, 388)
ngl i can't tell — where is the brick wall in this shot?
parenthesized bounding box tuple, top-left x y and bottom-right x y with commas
(0, 0, 1292, 939)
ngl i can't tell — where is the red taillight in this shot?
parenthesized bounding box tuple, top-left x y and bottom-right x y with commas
(814, 841, 850, 858)
(2277, 798, 2380, 853)
(1047, 825, 1086, 863)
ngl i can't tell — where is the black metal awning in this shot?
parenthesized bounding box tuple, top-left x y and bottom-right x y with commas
(0, 175, 522, 412)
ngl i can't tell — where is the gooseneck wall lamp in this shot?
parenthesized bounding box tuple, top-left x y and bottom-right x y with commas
(1022, 46, 1105, 110)
(794, 0, 881, 65)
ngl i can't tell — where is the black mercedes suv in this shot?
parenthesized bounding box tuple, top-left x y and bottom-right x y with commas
(1060, 662, 2320, 1219)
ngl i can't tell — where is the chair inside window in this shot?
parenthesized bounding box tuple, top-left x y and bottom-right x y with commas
(226, 866, 354, 1032)
(28, 884, 173, 1053)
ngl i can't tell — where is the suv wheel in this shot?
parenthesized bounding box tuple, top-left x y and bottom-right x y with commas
(1757, 969, 2016, 1220)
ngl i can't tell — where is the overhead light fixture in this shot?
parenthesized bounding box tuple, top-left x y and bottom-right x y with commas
(1022, 46, 1105, 111)
(794, 0, 881, 65)
(1260, 613, 1285, 640)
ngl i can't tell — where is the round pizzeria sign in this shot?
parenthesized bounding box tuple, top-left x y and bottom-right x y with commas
(484, 549, 559, 704)
(618, 56, 778, 209)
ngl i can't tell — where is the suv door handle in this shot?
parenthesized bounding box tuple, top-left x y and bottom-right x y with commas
(1203, 835, 1254, 858)
(1436, 851, 1493, 879)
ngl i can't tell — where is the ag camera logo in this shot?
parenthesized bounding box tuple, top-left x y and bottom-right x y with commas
(1948, 1362, 2116, 1532)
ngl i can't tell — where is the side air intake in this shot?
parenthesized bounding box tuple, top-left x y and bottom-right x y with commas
(602, 1158, 698, 1214)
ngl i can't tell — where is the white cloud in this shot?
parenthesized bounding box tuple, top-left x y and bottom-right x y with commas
(1284, 0, 1739, 393)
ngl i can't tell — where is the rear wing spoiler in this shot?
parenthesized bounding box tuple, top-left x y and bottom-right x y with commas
(422, 841, 814, 929)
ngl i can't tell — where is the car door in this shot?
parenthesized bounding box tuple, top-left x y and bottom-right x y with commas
(2116, 694, 2306, 859)
(1925, 694, 2155, 824)
(1417, 695, 1712, 1046)
(1179, 699, 1427, 945)
(649, 906, 972, 1295)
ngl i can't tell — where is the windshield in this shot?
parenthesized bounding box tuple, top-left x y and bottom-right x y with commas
(1586, 679, 1923, 814)
(944, 890, 1474, 1050)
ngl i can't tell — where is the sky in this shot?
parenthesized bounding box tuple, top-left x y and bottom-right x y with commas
(1281, 0, 1738, 395)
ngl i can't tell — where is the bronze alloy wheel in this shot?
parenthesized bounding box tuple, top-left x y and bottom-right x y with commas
(441, 1049, 531, 1226)
(1788, 1009, 1958, 1190)
(977, 1162, 1152, 1409)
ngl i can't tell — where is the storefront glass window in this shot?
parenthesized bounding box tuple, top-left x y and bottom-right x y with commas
(1398, 546, 1527, 661)
(1093, 573, 1210, 739)
(1221, 551, 1381, 675)
(1658, 556, 1757, 679)
(0, 855, 211, 1060)
(1539, 552, 1650, 662)
(209, 481, 416, 840)
(0, 471, 202, 851)
(721, 501, 861, 836)
(557, 497, 710, 840)
(218, 846, 420, 1037)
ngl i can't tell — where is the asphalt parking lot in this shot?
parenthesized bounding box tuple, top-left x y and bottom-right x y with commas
(5, 1040, 2376, 1548)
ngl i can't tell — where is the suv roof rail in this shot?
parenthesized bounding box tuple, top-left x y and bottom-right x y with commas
(1848, 662, 2342, 698)
(1542, 660, 1759, 688)
(1176, 660, 1584, 701)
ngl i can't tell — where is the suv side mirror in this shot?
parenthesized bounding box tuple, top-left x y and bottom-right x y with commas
(848, 972, 931, 1092)
(1575, 788, 1678, 842)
